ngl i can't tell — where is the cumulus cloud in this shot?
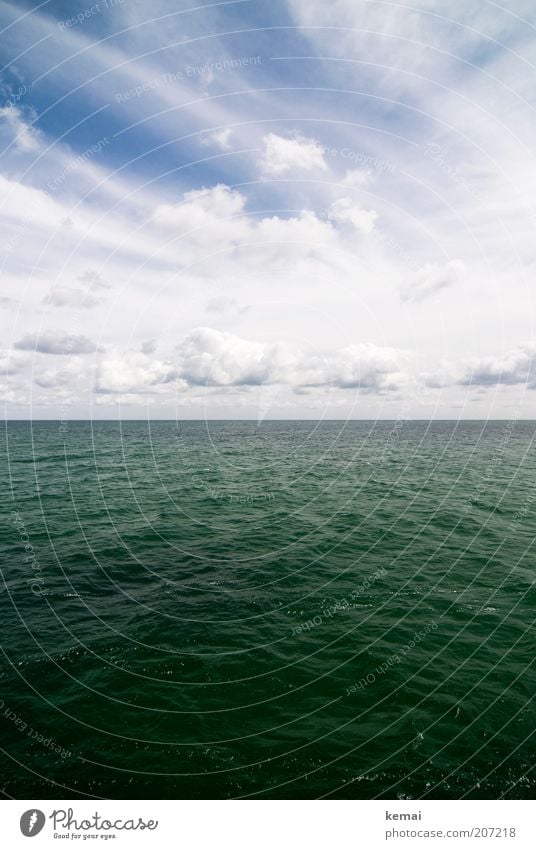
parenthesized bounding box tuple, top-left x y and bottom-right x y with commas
(141, 339, 157, 355)
(400, 260, 466, 303)
(0, 173, 64, 229)
(78, 269, 110, 290)
(151, 184, 344, 271)
(260, 132, 327, 175)
(205, 296, 249, 315)
(152, 184, 248, 249)
(14, 330, 97, 355)
(3, 0, 535, 420)
(247, 211, 345, 274)
(34, 359, 88, 389)
(328, 197, 378, 234)
(177, 327, 408, 392)
(95, 352, 177, 394)
(421, 345, 536, 390)
(342, 169, 374, 188)
(300, 343, 409, 392)
(0, 350, 28, 376)
(177, 327, 278, 386)
(154, 184, 246, 225)
(327, 343, 410, 391)
(43, 286, 102, 309)
(459, 345, 536, 388)
(201, 128, 233, 150)
(94, 393, 149, 406)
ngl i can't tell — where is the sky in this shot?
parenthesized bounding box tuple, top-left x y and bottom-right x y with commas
(1, 0, 536, 420)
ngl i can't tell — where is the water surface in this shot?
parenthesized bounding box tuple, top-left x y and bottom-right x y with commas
(1, 420, 534, 799)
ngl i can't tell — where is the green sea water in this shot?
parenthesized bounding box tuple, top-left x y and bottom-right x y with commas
(1, 420, 535, 799)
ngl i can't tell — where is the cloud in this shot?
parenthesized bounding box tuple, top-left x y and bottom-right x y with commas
(205, 296, 249, 315)
(141, 339, 157, 355)
(152, 184, 248, 249)
(285, 0, 515, 86)
(95, 351, 177, 394)
(151, 184, 344, 271)
(3, 0, 535, 419)
(0, 350, 28, 376)
(43, 269, 110, 309)
(14, 330, 97, 355)
(330, 344, 410, 391)
(400, 260, 466, 303)
(201, 128, 233, 150)
(0, 173, 64, 229)
(260, 132, 328, 175)
(328, 197, 378, 234)
(302, 343, 410, 392)
(78, 269, 110, 290)
(177, 327, 409, 392)
(460, 345, 536, 388)
(0, 105, 40, 152)
(34, 359, 88, 388)
(422, 345, 536, 390)
(94, 393, 149, 406)
(177, 327, 276, 387)
(252, 211, 339, 267)
(43, 286, 102, 309)
(342, 169, 374, 188)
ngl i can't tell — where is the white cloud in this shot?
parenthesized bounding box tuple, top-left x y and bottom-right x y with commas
(205, 296, 249, 315)
(285, 0, 524, 86)
(14, 330, 97, 355)
(34, 358, 88, 389)
(94, 392, 149, 406)
(459, 345, 536, 388)
(43, 269, 111, 309)
(328, 343, 410, 391)
(0, 105, 40, 152)
(0, 173, 64, 229)
(152, 184, 248, 249)
(299, 343, 410, 392)
(151, 185, 345, 272)
(154, 184, 245, 224)
(260, 132, 327, 175)
(177, 327, 276, 387)
(95, 352, 177, 394)
(141, 339, 157, 355)
(78, 269, 110, 290)
(177, 327, 409, 393)
(342, 169, 374, 188)
(43, 286, 102, 309)
(3, 0, 536, 418)
(253, 211, 338, 260)
(422, 345, 536, 390)
(328, 198, 378, 235)
(201, 128, 233, 150)
(400, 260, 466, 303)
(0, 350, 28, 376)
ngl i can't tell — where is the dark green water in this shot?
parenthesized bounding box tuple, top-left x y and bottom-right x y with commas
(1, 420, 535, 799)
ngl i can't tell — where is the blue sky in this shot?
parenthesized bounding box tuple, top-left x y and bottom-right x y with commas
(2, 0, 536, 419)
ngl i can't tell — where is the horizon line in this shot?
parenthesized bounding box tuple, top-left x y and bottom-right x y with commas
(2, 418, 534, 424)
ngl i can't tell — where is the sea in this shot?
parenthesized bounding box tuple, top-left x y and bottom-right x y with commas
(1, 420, 535, 799)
